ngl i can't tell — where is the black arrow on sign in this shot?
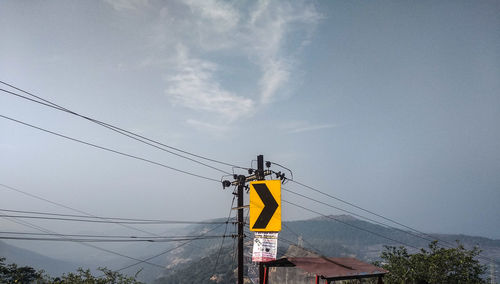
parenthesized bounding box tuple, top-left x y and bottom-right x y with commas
(252, 183, 279, 229)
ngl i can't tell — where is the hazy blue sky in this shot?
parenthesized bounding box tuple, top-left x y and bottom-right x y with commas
(1, 0, 499, 245)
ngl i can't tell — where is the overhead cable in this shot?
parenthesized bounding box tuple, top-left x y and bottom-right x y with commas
(282, 187, 437, 244)
(113, 222, 227, 272)
(0, 183, 161, 237)
(287, 180, 499, 264)
(0, 214, 232, 225)
(0, 114, 220, 183)
(0, 235, 226, 243)
(213, 194, 236, 275)
(282, 199, 419, 250)
(2, 217, 165, 268)
(0, 208, 229, 224)
(0, 81, 244, 171)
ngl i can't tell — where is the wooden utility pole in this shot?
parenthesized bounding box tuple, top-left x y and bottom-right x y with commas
(224, 154, 273, 284)
(257, 155, 266, 284)
(237, 174, 246, 284)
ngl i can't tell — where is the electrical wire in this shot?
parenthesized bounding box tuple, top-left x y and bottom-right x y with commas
(0, 235, 226, 243)
(0, 214, 231, 225)
(0, 81, 244, 170)
(282, 199, 419, 250)
(287, 180, 500, 264)
(0, 183, 199, 239)
(0, 183, 164, 237)
(2, 217, 165, 268)
(267, 161, 293, 180)
(212, 194, 236, 276)
(289, 179, 437, 241)
(113, 222, 227, 272)
(0, 114, 220, 183)
(0, 208, 229, 224)
(0, 231, 227, 240)
(282, 187, 437, 244)
(112, 194, 240, 273)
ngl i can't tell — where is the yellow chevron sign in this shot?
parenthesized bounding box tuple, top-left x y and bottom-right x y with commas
(249, 180, 281, 232)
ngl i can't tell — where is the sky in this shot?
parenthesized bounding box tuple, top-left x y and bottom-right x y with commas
(0, 0, 499, 256)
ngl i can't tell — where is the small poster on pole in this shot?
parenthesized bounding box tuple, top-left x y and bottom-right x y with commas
(252, 232, 278, 262)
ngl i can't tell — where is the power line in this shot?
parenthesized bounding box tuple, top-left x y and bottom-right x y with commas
(0, 183, 240, 272)
(0, 214, 233, 225)
(0, 81, 245, 171)
(113, 222, 227, 272)
(0, 235, 226, 243)
(0, 114, 220, 183)
(0, 86, 229, 176)
(2, 217, 165, 269)
(0, 210, 231, 225)
(282, 199, 419, 250)
(287, 180, 499, 264)
(282, 187, 437, 244)
(283, 198, 500, 265)
(0, 208, 229, 224)
(0, 183, 165, 237)
(0, 231, 227, 240)
(212, 194, 236, 276)
(290, 179, 435, 240)
(112, 195, 240, 273)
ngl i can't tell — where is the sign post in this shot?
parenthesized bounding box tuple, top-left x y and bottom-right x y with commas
(223, 155, 287, 284)
(249, 155, 282, 284)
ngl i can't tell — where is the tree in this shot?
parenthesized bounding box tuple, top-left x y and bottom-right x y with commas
(53, 267, 143, 284)
(0, 257, 45, 283)
(0, 257, 144, 284)
(377, 241, 488, 284)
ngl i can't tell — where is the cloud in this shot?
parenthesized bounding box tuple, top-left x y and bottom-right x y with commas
(284, 122, 338, 134)
(259, 60, 290, 104)
(246, 0, 322, 104)
(104, 0, 149, 11)
(165, 46, 255, 121)
(105, 0, 321, 127)
(186, 119, 230, 133)
(184, 0, 240, 33)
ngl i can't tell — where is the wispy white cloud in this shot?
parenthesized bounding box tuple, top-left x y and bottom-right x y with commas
(184, 0, 240, 33)
(246, 0, 322, 104)
(103, 0, 321, 128)
(104, 0, 149, 11)
(165, 46, 254, 121)
(259, 60, 290, 104)
(186, 119, 230, 133)
(283, 121, 338, 134)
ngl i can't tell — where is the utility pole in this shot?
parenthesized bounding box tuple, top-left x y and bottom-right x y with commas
(257, 155, 266, 284)
(491, 262, 496, 284)
(223, 154, 275, 284)
(237, 174, 245, 284)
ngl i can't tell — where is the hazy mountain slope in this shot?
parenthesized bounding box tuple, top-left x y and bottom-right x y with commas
(157, 215, 500, 283)
(3, 215, 498, 283)
(0, 240, 81, 277)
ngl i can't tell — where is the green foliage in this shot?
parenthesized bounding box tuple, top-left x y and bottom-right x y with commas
(0, 257, 143, 284)
(378, 241, 488, 284)
(51, 267, 143, 284)
(0, 257, 46, 283)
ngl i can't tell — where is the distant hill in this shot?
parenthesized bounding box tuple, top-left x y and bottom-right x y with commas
(0, 240, 81, 277)
(152, 215, 500, 283)
(2, 215, 499, 283)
